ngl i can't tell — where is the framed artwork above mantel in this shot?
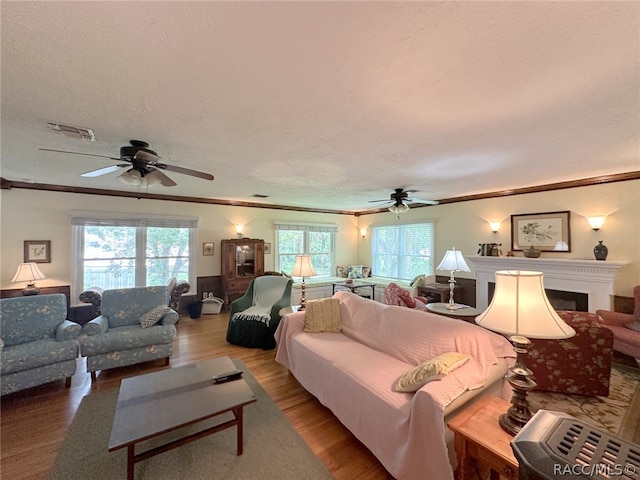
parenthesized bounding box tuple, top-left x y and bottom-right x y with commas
(511, 211, 571, 252)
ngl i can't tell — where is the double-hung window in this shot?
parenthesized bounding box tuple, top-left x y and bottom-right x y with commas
(275, 222, 337, 277)
(71, 213, 197, 298)
(371, 222, 434, 280)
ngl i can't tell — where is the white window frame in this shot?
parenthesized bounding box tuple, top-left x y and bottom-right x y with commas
(274, 222, 337, 277)
(70, 212, 197, 300)
(371, 222, 435, 280)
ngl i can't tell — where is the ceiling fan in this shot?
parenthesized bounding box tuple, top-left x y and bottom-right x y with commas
(369, 188, 439, 213)
(39, 140, 214, 188)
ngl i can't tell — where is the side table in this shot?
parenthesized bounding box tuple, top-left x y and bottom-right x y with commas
(426, 302, 482, 322)
(418, 283, 451, 303)
(447, 395, 518, 480)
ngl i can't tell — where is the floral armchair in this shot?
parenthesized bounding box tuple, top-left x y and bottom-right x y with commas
(525, 310, 613, 396)
(79, 286, 179, 381)
(1, 294, 82, 395)
(384, 283, 429, 309)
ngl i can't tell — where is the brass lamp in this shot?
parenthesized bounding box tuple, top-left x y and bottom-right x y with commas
(11, 262, 46, 295)
(290, 255, 317, 310)
(436, 248, 470, 310)
(475, 270, 575, 435)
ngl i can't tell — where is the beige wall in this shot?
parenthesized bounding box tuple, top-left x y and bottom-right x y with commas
(356, 180, 640, 297)
(1, 179, 638, 302)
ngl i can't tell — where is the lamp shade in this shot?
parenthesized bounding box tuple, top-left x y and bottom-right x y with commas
(475, 270, 575, 339)
(290, 255, 317, 278)
(11, 263, 46, 283)
(437, 248, 470, 272)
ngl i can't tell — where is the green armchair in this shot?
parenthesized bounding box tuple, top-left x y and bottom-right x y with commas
(226, 276, 292, 349)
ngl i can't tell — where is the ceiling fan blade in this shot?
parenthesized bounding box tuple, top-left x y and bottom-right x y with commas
(148, 168, 177, 187)
(133, 149, 160, 164)
(408, 197, 439, 205)
(156, 163, 214, 181)
(81, 165, 126, 177)
(368, 199, 393, 203)
(39, 148, 120, 161)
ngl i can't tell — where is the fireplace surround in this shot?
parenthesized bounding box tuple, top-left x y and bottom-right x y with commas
(468, 256, 629, 312)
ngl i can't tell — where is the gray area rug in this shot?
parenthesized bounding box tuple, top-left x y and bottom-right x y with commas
(48, 359, 333, 480)
(529, 363, 640, 444)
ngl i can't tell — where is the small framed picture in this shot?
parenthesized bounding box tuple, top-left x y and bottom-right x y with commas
(24, 240, 51, 263)
(203, 242, 214, 256)
(264, 243, 272, 254)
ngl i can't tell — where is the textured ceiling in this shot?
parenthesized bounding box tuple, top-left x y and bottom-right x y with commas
(1, 1, 638, 212)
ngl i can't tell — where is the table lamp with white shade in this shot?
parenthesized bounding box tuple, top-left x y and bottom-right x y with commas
(289, 255, 317, 310)
(436, 248, 470, 310)
(475, 270, 575, 435)
(11, 262, 46, 295)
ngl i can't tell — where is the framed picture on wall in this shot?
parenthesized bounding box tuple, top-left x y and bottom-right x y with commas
(511, 211, 571, 252)
(203, 242, 214, 256)
(264, 243, 272, 254)
(24, 240, 51, 263)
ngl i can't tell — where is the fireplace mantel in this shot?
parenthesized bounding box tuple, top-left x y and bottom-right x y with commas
(467, 256, 629, 311)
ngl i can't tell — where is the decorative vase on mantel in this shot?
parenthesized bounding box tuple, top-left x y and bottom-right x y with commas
(594, 241, 608, 261)
(523, 245, 541, 258)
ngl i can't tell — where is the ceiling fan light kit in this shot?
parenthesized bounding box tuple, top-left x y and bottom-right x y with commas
(369, 188, 439, 215)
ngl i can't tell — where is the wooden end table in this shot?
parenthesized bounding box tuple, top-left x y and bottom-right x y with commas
(447, 395, 518, 480)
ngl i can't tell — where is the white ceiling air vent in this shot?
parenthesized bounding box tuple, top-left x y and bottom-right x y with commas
(47, 122, 96, 141)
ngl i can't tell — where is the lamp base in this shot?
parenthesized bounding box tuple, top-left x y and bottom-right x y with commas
(22, 283, 40, 296)
(500, 335, 537, 436)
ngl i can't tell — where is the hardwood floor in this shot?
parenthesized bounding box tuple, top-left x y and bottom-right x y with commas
(0, 313, 394, 480)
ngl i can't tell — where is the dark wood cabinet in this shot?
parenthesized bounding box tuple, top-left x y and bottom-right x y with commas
(220, 238, 265, 307)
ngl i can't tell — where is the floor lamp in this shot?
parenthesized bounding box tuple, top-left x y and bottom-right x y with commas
(436, 248, 470, 310)
(475, 270, 575, 435)
(290, 255, 317, 310)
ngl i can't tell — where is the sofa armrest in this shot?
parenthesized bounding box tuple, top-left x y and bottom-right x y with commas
(83, 315, 109, 336)
(56, 320, 82, 341)
(160, 308, 180, 326)
(595, 309, 633, 328)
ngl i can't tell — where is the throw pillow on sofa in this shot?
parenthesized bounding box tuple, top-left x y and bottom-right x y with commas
(139, 305, 171, 328)
(304, 298, 342, 333)
(392, 352, 470, 392)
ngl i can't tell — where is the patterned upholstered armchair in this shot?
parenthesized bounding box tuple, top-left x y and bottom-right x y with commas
(79, 286, 179, 381)
(525, 310, 613, 396)
(0, 294, 82, 395)
(79, 278, 190, 315)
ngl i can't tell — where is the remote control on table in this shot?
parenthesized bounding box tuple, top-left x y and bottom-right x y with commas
(213, 369, 244, 384)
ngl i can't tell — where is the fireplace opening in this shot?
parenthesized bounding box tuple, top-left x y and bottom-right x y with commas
(488, 283, 589, 312)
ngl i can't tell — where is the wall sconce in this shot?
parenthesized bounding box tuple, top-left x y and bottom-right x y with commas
(488, 221, 501, 233)
(587, 216, 606, 231)
(235, 224, 244, 238)
(360, 228, 367, 238)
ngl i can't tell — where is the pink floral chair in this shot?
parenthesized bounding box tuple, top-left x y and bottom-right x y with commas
(596, 285, 640, 365)
(384, 283, 429, 310)
(525, 310, 613, 397)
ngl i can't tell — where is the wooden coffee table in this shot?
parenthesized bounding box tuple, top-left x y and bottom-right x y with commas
(108, 356, 256, 480)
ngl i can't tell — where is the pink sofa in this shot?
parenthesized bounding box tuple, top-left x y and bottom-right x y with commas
(275, 291, 514, 480)
(596, 285, 640, 364)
